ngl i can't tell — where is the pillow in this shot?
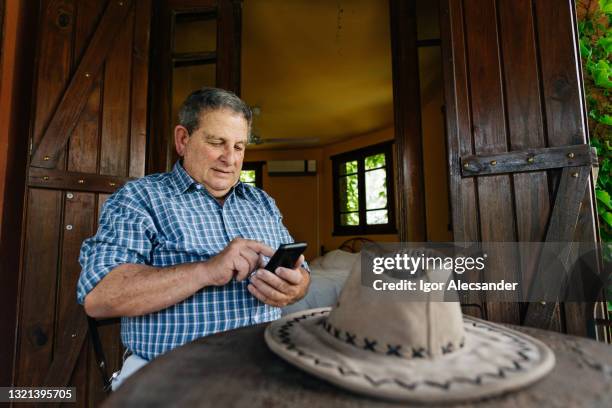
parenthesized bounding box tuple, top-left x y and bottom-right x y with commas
(321, 249, 359, 270)
(308, 256, 324, 269)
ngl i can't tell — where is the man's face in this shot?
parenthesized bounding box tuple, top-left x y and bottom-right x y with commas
(175, 108, 249, 198)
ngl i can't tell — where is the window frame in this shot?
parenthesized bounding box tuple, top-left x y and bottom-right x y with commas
(240, 161, 264, 189)
(331, 141, 397, 235)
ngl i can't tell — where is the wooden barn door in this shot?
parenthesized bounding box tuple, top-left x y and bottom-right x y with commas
(440, 0, 600, 335)
(14, 0, 151, 403)
(13, 0, 243, 404)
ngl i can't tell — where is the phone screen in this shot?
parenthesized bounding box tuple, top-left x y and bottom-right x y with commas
(264, 242, 307, 273)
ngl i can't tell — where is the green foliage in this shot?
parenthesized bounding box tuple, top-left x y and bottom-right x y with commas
(578, 0, 612, 243)
(579, 0, 612, 313)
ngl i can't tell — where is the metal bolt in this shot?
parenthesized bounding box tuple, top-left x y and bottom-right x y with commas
(66, 225, 73, 230)
(85, 72, 91, 78)
(527, 157, 534, 163)
(540, 301, 546, 305)
(118, 1, 124, 5)
(463, 162, 469, 169)
(572, 172, 579, 178)
(109, 182, 116, 187)
(71, 333, 77, 338)
(43, 156, 50, 161)
(77, 179, 85, 184)
(66, 192, 74, 199)
(43, 176, 49, 181)
(567, 152, 575, 159)
(490, 160, 497, 166)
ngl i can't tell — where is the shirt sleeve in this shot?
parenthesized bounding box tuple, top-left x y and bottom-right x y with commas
(76, 187, 157, 304)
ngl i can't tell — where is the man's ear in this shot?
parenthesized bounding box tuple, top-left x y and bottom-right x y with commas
(174, 125, 190, 157)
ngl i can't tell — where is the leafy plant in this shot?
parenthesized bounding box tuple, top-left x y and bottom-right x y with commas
(578, 0, 612, 313)
(578, 0, 612, 243)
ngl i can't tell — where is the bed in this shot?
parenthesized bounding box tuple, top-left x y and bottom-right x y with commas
(281, 238, 372, 315)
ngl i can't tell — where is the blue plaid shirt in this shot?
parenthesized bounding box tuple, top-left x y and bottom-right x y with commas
(77, 161, 295, 360)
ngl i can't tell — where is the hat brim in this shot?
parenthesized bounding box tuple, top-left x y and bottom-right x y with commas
(265, 308, 555, 403)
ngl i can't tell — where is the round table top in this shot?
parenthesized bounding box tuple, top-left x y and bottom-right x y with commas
(104, 323, 612, 407)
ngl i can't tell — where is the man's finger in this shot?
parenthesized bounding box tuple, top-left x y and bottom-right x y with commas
(244, 240, 275, 257)
(253, 269, 292, 293)
(233, 257, 251, 281)
(239, 247, 260, 272)
(293, 254, 305, 269)
(250, 274, 288, 304)
(248, 283, 277, 306)
(275, 266, 304, 285)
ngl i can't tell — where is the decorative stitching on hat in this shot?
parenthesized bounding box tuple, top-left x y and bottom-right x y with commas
(319, 317, 465, 359)
(273, 311, 540, 391)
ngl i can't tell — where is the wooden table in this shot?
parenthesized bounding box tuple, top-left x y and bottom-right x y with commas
(104, 323, 612, 407)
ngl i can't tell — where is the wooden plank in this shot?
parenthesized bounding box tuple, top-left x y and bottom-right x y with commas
(29, 167, 134, 193)
(99, 6, 134, 176)
(15, 189, 63, 385)
(129, 0, 151, 178)
(463, 0, 519, 324)
(524, 166, 591, 329)
(30, 0, 133, 169)
(67, 0, 106, 174)
(461, 144, 596, 176)
(439, 0, 484, 316)
(42, 303, 88, 387)
(389, 0, 426, 242)
(216, 0, 241, 94)
(49, 192, 95, 392)
(31, 0, 75, 170)
(534, 0, 600, 335)
(496, 0, 551, 314)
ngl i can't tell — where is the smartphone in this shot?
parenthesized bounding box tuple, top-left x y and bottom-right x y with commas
(264, 242, 308, 273)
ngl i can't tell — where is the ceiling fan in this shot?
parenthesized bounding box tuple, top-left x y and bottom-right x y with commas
(248, 106, 319, 145)
(248, 133, 320, 146)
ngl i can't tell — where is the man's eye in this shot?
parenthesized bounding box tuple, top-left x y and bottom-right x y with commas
(235, 145, 244, 151)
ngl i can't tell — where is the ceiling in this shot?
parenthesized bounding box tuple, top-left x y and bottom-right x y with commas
(174, 0, 442, 150)
(240, 0, 401, 149)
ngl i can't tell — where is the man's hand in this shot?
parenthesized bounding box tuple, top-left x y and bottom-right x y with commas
(247, 255, 310, 307)
(204, 238, 275, 286)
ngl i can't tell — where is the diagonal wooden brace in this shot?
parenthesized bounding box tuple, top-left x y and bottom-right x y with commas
(523, 165, 592, 329)
(30, 0, 133, 169)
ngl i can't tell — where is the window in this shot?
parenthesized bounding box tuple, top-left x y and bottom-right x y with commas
(240, 162, 264, 188)
(332, 142, 396, 235)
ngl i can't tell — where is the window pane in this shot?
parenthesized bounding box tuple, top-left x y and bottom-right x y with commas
(365, 168, 387, 209)
(341, 212, 360, 226)
(366, 209, 388, 225)
(339, 160, 358, 175)
(174, 17, 217, 53)
(339, 175, 359, 212)
(240, 170, 256, 183)
(365, 153, 385, 170)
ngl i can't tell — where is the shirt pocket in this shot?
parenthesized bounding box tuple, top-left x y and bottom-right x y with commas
(241, 214, 285, 249)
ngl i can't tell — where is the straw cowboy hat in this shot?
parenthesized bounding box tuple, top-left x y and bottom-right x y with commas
(265, 258, 555, 403)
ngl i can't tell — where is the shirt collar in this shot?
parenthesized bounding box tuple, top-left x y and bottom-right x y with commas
(171, 160, 247, 198)
(170, 161, 196, 195)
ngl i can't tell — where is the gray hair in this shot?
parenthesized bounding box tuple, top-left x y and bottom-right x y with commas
(178, 87, 252, 134)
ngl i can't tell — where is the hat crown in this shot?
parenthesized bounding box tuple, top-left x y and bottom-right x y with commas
(325, 260, 465, 359)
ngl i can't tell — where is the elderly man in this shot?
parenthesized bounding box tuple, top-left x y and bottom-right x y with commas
(77, 87, 310, 388)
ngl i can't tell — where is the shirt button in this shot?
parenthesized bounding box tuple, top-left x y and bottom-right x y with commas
(195, 184, 202, 190)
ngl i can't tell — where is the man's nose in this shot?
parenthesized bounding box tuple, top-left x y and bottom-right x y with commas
(220, 145, 236, 165)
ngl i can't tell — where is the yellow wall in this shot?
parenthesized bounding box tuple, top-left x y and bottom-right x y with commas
(245, 128, 401, 261)
(244, 47, 452, 258)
